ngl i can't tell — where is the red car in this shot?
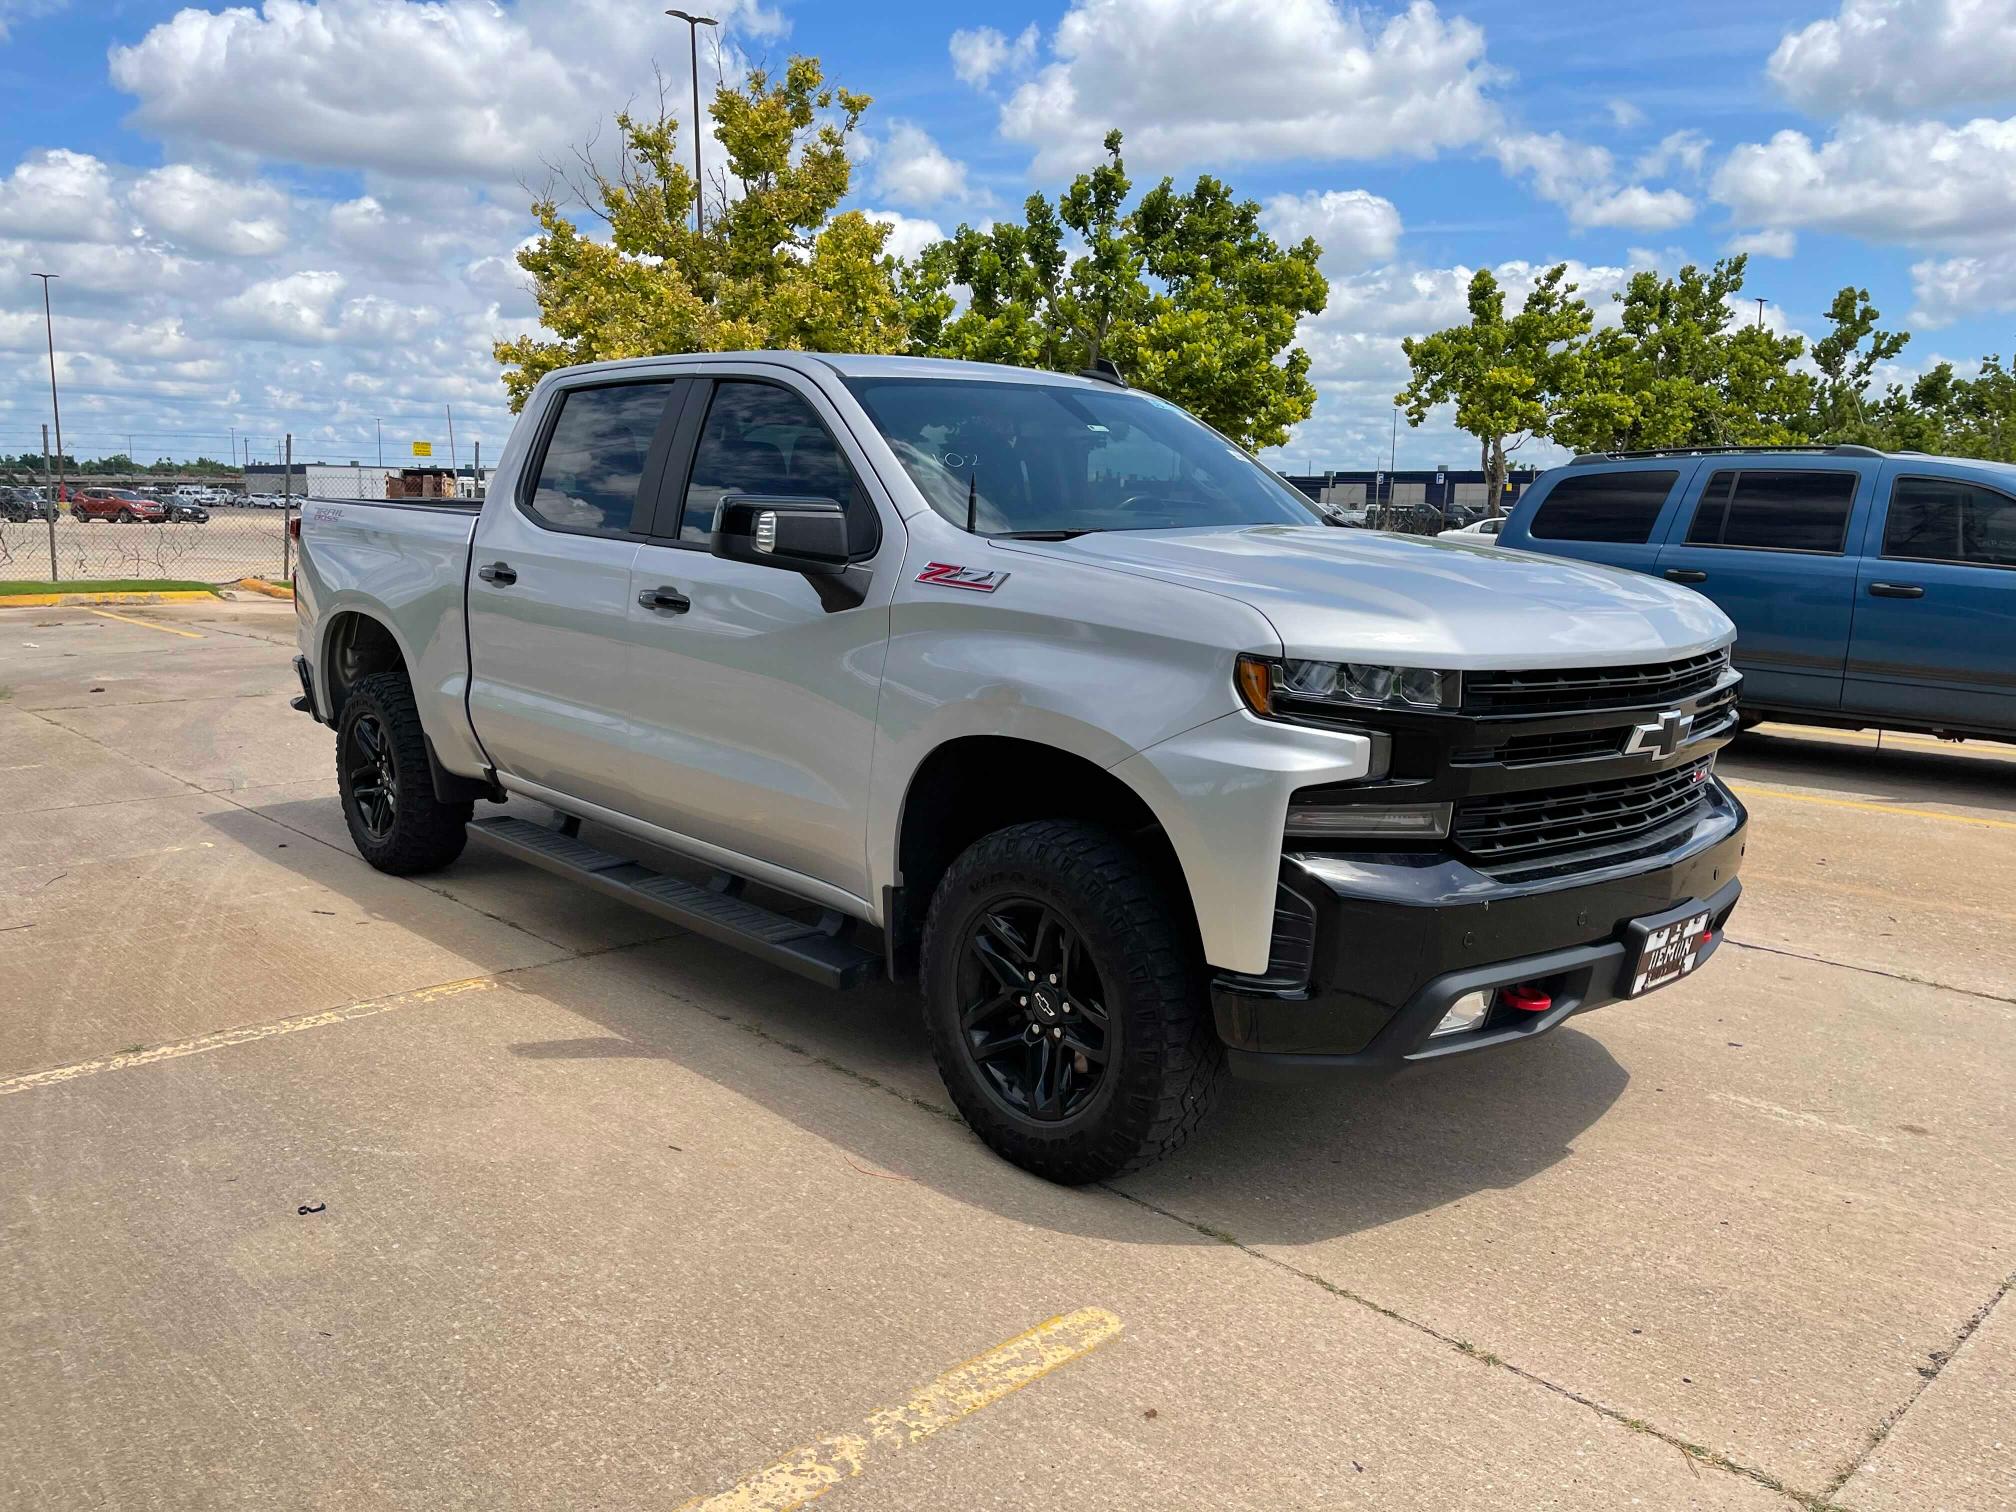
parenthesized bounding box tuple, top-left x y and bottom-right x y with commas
(71, 487, 168, 523)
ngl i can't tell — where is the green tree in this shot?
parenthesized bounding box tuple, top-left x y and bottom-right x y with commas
(495, 59, 907, 411)
(1397, 263, 1594, 502)
(906, 132, 1328, 450)
(1809, 286, 1910, 441)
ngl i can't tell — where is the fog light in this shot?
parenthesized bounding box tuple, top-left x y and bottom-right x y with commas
(1284, 800, 1451, 839)
(1431, 990, 1492, 1037)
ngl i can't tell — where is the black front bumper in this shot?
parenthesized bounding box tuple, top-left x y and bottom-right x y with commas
(1215, 784, 1747, 1081)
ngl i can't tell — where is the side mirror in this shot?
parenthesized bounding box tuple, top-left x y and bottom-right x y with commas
(713, 495, 850, 576)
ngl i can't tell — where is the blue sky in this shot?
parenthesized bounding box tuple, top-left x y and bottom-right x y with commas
(2, 0, 2013, 473)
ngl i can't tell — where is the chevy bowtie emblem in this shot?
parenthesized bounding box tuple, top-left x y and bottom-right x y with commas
(1624, 708, 1695, 758)
(915, 562, 1010, 593)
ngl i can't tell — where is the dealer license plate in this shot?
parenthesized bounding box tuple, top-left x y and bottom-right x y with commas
(1626, 907, 1712, 997)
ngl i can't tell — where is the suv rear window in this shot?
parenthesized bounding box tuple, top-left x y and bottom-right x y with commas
(1526, 471, 1677, 544)
(1882, 476, 2016, 568)
(1686, 470, 1855, 554)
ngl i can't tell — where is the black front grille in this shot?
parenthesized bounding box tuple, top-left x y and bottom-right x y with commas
(1453, 726, 1622, 768)
(1453, 759, 1716, 871)
(1462, 651, 1728, 715)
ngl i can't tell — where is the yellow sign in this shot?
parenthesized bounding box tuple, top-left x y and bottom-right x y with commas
(411, 441, 433, 457)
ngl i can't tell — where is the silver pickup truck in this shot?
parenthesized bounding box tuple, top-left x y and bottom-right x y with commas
(292, 352, 1748, 1182)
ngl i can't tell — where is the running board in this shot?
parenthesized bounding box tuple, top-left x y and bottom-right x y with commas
(465, 816, 880, 990)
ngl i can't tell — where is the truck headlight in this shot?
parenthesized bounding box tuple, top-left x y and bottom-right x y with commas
(1237, 654, 1459, 717)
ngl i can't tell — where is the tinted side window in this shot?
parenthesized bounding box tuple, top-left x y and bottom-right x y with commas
(1527, 470, 1677, 544)
(1688, 469, 1855, 553)
(525, 383, 676, 536)
(681, 381, 864, 546)
(1883, 477, 2016, 568)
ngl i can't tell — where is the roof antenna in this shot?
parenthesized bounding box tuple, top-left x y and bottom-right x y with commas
(966, 467, 978, 534)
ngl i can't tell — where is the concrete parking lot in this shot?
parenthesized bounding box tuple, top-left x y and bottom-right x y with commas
(2, 596, 2010, 1511)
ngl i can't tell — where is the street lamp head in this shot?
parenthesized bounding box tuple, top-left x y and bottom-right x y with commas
(665, 9, 718, 22)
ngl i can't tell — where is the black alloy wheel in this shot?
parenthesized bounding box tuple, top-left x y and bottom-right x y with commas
(344, 713, 398, 840)
(957, 897, 1113, 1122)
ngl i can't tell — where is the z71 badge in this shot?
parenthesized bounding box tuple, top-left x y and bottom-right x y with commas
(915, 562, 1010, 593)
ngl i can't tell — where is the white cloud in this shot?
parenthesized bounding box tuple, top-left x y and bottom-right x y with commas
(131, 165, 290, 257)
(219, 270, 349, 343)
(107, 0, 781, 185)
(998, 0, 1500, 176)
(949, 23, 1038, 88)
(1769, 0, 2016, 118)
(1491, 131, 1696, 231)
(860, 208, 948, 263)
(1911, 250, 2016, 326)
(872, 122, 972, 210)
(0, 150, 119, 242)
(1606, 99, 1647, 130)
(0, 0, 64, 43)
(1727, 228, 1798, 259)
(1261, 189, 1402, 273)
(1713, 115, 2016, 246)
(1633, 129, 1709, 182)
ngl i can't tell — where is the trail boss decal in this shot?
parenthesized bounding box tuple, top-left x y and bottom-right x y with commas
(916, 562, 1010, 593)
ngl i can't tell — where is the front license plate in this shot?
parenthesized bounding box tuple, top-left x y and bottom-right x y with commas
(1626, 907, 1712, 997)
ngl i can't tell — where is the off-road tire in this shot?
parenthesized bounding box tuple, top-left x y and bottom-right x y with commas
(920, 819, 1224, 1184)
(336, 670, 471, 875)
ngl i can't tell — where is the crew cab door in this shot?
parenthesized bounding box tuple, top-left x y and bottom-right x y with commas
(1845, 469, 2016, 733)
(1651, 464, 1870, 711)
(465, 376, 687, 813)
(622, 371, 894, 903)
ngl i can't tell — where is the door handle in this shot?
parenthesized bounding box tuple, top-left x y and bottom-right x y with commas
(637, 586, 691, 614)
(1664, 568, 1708, 584)
(477, 561, 517, 586)
(1868, 582, 1924, 599)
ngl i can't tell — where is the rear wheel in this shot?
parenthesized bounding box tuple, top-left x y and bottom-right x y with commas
(115, 508, 135, 523)
(920, 820, 1223, 1184)
(336, 670, 470, 875)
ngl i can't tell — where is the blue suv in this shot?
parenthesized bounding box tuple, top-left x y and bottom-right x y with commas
(1499, 446, 2016, 742)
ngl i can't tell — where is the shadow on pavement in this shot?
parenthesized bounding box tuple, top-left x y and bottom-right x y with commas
(1723, 727, 2016, 813)
(214, 793, 1630, 1247)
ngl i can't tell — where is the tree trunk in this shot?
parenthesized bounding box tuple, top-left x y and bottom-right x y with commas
(1486, 436, 1508, 515)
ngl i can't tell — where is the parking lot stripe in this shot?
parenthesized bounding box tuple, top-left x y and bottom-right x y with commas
(0, 977, 496, 1098)
(85, 607, 203, 638)
(1726, 781, 2016, 832)
(675, 1307, 1124, 1512)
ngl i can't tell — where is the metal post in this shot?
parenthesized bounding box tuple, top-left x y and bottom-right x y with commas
(376, 418, 383, 468)
(446, 403, 459, 473)
(33, 273, 64, 524)
(41, 422, 56, 582)
(282, 433, 293, 580)
(473, 440, 482, 499)
(1754, 297, 1766, 331)
(666, 10, 719, 233)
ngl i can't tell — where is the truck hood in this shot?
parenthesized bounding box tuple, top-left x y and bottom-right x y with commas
(1008, 525, 1733, 667)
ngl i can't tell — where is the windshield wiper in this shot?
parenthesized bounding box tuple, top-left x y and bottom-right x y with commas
(991, 529, 1100, 540)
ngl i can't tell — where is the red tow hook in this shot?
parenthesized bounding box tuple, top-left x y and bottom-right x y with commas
(1498, 982, 1553, 1014)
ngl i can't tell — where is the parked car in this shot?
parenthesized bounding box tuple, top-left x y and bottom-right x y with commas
(1500, 445, 2016, 742)
(159, 495, 211, 523)
(1438, 516, 1505, 541)
(71, 487, 168, 524)
(292, 353, 1747, 1183)
(0, 485, 57, 522)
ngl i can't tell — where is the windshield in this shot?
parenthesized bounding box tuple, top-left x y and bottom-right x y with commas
(843, 377, 1320, 536)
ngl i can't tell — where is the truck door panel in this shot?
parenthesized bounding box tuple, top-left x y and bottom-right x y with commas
(465, 379, 687, 810)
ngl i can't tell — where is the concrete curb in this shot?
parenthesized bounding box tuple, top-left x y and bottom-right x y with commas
(0, 590, 220, 608)
(232, 578, 295, 600)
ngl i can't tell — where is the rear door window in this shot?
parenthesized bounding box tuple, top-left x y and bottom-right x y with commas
(522, 382, 681, 537)
(1686, 469, 1855, 554)
(1882, 476, 2016, 568)
(1526, 471, 1678, 543)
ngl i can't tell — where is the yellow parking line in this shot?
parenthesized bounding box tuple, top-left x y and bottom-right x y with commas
(677, 1307, 1124, 1512)
(0, 978, 496, 1098)
(86, 607, 202, 638)
(1727, 782, 2016, 832)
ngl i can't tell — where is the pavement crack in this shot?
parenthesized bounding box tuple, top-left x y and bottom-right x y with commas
(1817, 1268, 2015, 1504)
(1723, 936, 2016, 1008)
(1099, 1185, 1828, 1512)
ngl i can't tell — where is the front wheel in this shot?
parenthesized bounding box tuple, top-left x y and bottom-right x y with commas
(336, 670, 471, 875)
(920, 820, 1224, 1184)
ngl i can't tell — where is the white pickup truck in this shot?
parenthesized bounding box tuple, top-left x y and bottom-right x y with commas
(292, 352, 1748, 1182)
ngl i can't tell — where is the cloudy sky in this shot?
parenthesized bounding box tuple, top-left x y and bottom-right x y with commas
(2, 0, 2014, 473)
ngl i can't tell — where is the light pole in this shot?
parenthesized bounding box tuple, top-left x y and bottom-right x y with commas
(1754, 296, 1767, 330)
(376, 418, 384, 468)
(665, 10, 718, 234)
(32, 273, 64, 509)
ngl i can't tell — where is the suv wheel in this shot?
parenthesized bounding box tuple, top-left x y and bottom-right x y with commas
(336, 670, 471, 875)
(920, 819, 1224, 1184)
(115, 508, 135, 523)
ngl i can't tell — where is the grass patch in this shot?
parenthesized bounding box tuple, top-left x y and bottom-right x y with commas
(0, 579, 221, 597)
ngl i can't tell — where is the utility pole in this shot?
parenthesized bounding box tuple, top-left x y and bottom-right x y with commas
(1388, 404, 1399, 518)
(41, 421, 56, 581)
(32, 273, 64, 515)
(473, 439, 482, 499)
(666, 10, 719, 233)
(282, 433, 293, 580)
(376, 418, 384, 469)
(1754, 297, 1767, 330)
(445, 403, 459, 474)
